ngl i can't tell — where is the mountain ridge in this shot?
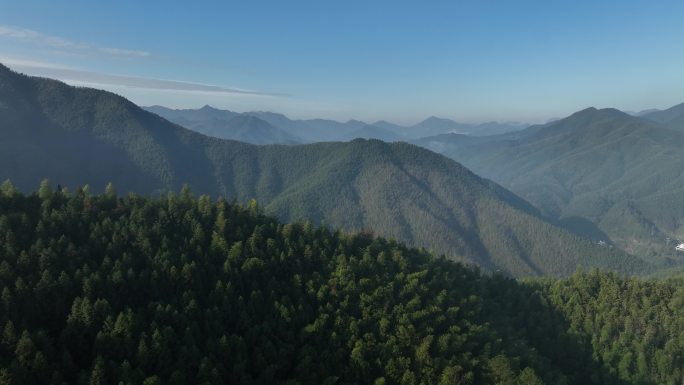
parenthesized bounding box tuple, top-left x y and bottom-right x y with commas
(145, 105, 528, 142)
(143, 105, 301, 144)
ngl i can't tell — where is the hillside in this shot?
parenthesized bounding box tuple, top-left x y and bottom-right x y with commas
(0, 188, 682, 384)
(417, 107, 684, 260)
(0, 64, 648, 277)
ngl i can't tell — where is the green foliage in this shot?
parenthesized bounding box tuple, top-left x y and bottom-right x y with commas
(544, 270, 684, 384)
(0, 186, 681, 384)
(0, 180, 17, 198)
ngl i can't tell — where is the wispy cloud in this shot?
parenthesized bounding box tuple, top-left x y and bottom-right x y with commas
(0, 25, 150, 58)
(1, 56, 283, 96)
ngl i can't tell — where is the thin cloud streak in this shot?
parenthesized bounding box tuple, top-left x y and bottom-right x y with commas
(0, 25, 150, 58)
(3, 58, 284, 97)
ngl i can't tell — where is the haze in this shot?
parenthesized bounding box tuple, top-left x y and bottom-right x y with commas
(1, 0, 684, 124)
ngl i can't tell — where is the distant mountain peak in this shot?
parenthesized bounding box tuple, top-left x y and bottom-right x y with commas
(566, 107, 630, 122)
(249, 110, 288, 118)
(374, 120, 394, 125)
(231, 114, 271, 125)
(601, 107, 628, 115)
(346, 119, 365, 125)
(413, 116, 458, 128)
(633, 108, 661, 117)
(422, 116, 451, 123)
(527, 107, 638, 138)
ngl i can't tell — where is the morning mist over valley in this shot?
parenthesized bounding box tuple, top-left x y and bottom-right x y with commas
(2, 1, 684, 384)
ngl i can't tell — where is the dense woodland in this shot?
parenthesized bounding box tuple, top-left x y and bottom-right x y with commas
(1, 182, 683, 385)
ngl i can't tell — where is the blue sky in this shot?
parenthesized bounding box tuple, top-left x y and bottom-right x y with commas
(1, 0, 683, 124)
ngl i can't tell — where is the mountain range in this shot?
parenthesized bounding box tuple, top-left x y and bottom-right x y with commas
(144, 105, 302, 144)
(0, 63, 647, 277)
(417, 105, 684, 262)
(145, 105, 527, 144)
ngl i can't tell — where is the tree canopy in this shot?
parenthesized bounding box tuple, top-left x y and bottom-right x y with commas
(0, 182, 683, 384)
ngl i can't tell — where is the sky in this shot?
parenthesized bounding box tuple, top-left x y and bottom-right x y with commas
(1, 0, 684, 124)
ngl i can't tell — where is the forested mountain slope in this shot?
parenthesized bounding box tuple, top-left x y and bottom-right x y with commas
(417, 107, 684, 260)
(0, 64, 647, 276)
(0, 188, 682, 384)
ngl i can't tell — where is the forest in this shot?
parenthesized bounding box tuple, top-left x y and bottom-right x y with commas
(1, 181, 683, 385)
